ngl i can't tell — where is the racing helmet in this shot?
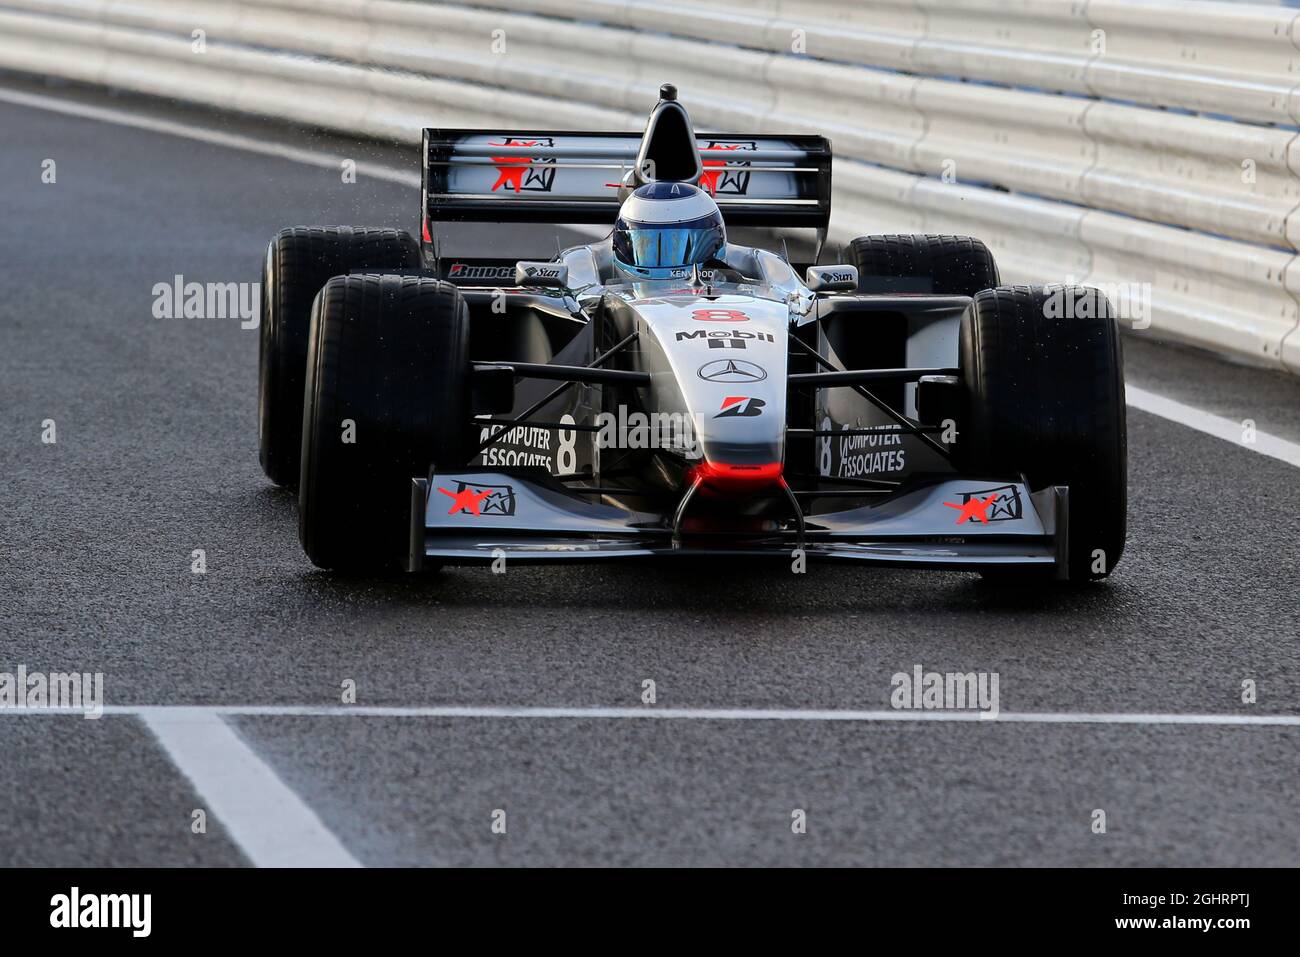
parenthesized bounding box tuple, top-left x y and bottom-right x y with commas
(611, 182, 726, 279)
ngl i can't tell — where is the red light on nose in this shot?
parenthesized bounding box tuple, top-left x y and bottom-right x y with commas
(687, 460, 783, 494)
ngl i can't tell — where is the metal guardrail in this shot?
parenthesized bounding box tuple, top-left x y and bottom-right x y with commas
(1, 0, 1298, 371)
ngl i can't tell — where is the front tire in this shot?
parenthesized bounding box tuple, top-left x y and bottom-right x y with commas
(259, 226, 421, 488)
(958, 285, 1127, 582)
(298, 275, 474, 572)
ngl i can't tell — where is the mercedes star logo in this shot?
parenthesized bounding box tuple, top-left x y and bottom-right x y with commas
(697, 359, 767, 383)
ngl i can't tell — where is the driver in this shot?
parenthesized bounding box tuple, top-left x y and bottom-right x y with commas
(557, 180, 809, 311)
(610, 181, 726, 280)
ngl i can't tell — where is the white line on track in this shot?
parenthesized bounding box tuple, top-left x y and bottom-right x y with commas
(1126, 384, 1300, 468)
(0, 87, 420, 187)
(138, 708, 361, 868)
(9, 704, 1297, 726)
(0, 86, 606, 236)
(13, 703, 1293, 866)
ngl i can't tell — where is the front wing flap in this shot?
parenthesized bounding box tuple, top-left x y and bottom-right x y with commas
(411, 471, 1069, 576)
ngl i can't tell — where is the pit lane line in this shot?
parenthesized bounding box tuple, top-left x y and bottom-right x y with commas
(0, 86, 606, 238)
(6, 705, 1294, 868)
(5, 705, 1296, 725)
(140, 709, 361, 868)
(0, 86, 421, 188)
(1126, 385, 1300, 469)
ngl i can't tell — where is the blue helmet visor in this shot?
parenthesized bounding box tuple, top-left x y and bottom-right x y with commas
(613, 214, 725, 271)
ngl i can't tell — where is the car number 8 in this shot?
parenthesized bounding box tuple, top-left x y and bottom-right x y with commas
(557, 414, 578, 474)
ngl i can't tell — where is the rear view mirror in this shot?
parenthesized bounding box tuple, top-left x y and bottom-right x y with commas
(806, 264, 858, 292)
(514, 262, 569, 288)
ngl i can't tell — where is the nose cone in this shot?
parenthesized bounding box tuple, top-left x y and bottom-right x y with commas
(632, 293, 789, 482)
(686, 459, 784, 495)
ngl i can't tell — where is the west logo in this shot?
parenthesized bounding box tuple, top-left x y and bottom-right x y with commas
(439, 481, 517, 516)
(488, 136, 556, 193)
(944, 484, 1023, 524)
(699, 140, 756, 196)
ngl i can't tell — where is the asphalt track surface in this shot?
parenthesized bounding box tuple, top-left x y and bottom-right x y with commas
(1, 79, 1297, 867)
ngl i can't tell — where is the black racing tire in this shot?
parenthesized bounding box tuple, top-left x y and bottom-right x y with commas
(958, 285, 1127, 583)
(259, 226, 421, 488)
(835, 235, 1002, 408)
(298, 274, 474, 572)
(848, 234, 1001, 296)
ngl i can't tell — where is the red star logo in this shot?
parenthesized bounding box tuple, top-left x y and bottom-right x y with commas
(489, 139, 541, 193)
(699, 144, 745, 196)
(439, 485, 494, 516)
(943, 494, 1000, 525)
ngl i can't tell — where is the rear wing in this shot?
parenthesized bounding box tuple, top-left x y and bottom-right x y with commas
(421, 129, 832, 237)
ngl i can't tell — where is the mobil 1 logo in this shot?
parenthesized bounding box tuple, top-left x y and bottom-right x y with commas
(675, 329, 775, 350)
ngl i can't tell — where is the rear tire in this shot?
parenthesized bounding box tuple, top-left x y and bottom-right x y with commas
(848, 234, 1000, 296)
(259, 226, 421, 488)
(298, 275, 474, 572)
(958, 285, 1127, 583)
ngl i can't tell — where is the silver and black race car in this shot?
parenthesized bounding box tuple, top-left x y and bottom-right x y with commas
(258, 85, 1126, 582)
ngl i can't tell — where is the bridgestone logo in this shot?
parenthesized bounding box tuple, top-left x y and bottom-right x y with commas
(448, 263, 514, 280)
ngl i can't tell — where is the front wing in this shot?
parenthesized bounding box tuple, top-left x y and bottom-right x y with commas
(410, 471, 1070, 576)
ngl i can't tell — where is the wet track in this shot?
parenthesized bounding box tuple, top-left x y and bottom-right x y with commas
(1, 80, 1297, 866)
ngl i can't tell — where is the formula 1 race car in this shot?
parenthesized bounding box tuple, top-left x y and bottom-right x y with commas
(258, 84, 1126, 582)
